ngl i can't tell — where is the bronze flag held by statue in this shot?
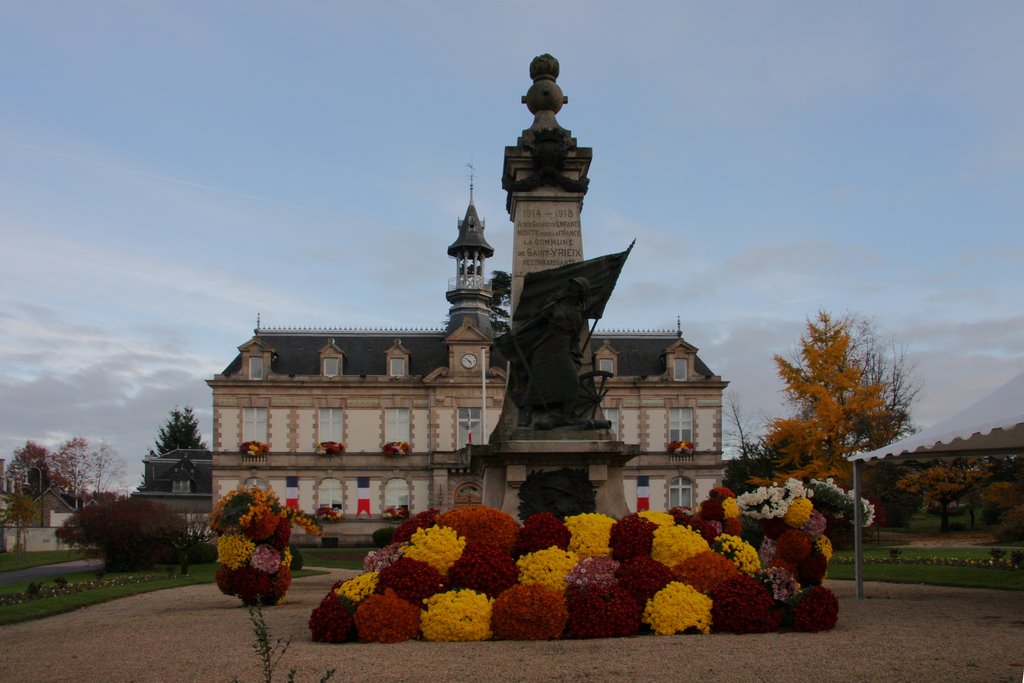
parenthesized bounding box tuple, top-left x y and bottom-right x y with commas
(495, 241, 634, 432)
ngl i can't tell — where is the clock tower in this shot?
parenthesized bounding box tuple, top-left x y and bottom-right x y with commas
(445, 186, 495, 337)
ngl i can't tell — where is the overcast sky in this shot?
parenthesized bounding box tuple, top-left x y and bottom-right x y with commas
(2, 2, 1022, 492)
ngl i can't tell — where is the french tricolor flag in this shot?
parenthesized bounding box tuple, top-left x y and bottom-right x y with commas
(356, 476, 371, 517)
(285, 476, 299, 509)
(636, 475, 650, 512)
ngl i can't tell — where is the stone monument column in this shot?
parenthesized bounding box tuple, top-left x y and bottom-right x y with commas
(473, 54, 635, 521)
(502, 54, 592, 315)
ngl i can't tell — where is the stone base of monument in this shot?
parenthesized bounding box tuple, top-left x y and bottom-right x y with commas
(469, 435, 639, 521)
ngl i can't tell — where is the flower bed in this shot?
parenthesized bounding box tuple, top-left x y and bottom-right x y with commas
(309, 488, 843, 643)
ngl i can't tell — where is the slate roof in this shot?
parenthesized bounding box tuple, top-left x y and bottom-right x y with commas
(138, 449, 213, 494)
(220, 330, 717, 379)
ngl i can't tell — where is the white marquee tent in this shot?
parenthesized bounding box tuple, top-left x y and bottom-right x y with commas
(847, 371, 1024, 597)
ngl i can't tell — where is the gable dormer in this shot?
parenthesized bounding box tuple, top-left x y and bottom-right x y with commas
(319, 338, 345, 377)
(593, 339, 620, 376)
(386, 338, 411, 378)
(663, 337, 699, 382)
(239, 337, 276, 380)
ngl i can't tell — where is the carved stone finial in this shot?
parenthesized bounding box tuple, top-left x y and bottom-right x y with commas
(523, 53, 566, 115)
(529, 54, 559, 81)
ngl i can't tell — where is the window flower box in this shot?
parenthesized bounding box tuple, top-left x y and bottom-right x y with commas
(382, 441, 410, 457)
(382, 505, 410, 521)
(316, 506, 343, 523)
(667, 440, 695, 456)
(240, 441, 270, 456)
(316, 441, 345, 456)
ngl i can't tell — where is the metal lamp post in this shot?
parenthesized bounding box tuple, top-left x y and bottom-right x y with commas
(27, 465, 45, 527)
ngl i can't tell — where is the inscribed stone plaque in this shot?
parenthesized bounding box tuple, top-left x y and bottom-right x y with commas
(511, 200, 584, 311)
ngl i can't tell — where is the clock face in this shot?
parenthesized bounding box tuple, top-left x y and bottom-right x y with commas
(461, 353, 478, 369)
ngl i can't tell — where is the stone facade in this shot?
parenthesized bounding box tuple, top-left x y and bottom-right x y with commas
(208, 299, 727, 543)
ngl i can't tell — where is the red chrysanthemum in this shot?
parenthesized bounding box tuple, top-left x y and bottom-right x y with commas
(269, 516, 292, 551)
(392, 509, 441, 545)
(375, 557, 446, 605)
(674, 515, 720, 545)
(437, 506, 520, 553)
(709, 486, 736, 500)
(308, 596, 355, 642)
(775, 528, 813, 564)
(711, 574, 782, 634)
(243, 509, 282, 542)
(792, 585, 839, 632)
(614, 555, 675, 608)
(698, 498, 725, 522)
(354, 588, 422, 643)
(217, 565, 280, 605)
(565, 584, 641, 639)
(491, 584, 568, 640)
(516, 512, 570, 557)
(672, 550, 740, 594)
(723, 517, 742, 536)
(797, 550, 828, 586)
(446, 543, 519, 598)
(609, 513, 657, 561)
(761, 516, 791, 540)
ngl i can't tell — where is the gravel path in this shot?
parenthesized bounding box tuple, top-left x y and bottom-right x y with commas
(2, 569, 1023, 683)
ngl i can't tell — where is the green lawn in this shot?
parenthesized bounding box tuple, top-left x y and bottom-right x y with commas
(300, 547, 371, 570)
(828, 562, 1024, 590)
(0, 562, 327, 626)
(0, 550, 87, 572)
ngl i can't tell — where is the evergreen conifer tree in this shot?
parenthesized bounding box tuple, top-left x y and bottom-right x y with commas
(155, 405, 208, 453)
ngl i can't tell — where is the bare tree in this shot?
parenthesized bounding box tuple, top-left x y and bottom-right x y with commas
(846, 314, 921, 447)
(166, 513, 214, 575)
(91, 442, 125, 494)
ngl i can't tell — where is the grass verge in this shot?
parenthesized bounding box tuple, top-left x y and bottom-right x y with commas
(0, 550, 87, 572)
(300, 547, 371, 570)
(828, 562, 1024, 591)
(0, 564, 326, 626)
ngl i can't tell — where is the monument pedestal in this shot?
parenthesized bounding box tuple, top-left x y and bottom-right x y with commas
(469, 435, 638, 520)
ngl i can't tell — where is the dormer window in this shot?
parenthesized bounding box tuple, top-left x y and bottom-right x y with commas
(673, 358, 687, 381)
(249, 356, 264, 380)
(319, 338, 344, 378)
(598, 358, 615, 374)
(389, 357, 406, 377)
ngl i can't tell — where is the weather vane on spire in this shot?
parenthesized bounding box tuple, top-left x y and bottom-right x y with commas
(466, 161, 476, 204)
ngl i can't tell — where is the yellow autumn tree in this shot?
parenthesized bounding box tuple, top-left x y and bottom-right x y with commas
(897, 459, 992, 533)
(763, 311, 889, 487)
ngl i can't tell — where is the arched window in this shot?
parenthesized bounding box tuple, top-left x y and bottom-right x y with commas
(244, 477, 267, 489)
(669, 476, 693, 509)
(384, 478, 410, 509)
(318, 477, 343, 509)
(453, 482, 482, 507)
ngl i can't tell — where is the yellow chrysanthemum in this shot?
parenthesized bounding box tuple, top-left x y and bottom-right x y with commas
(722, 497, 740, 520)
(420, 589, 493, 642)
(651, 524, 710, 567)
(404, 525, 466, 574)
(638, 510, 676, 527)
(335, 571, 380, 603)
(784, 497, 814, 529)
(564, 513, 615, 558)
(714, 533, 761, 575)
(815, 535, 834, 562)
(216, 533, 255, 570)
(516, 547, 580, 595)
(643, 581, 713, 635)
